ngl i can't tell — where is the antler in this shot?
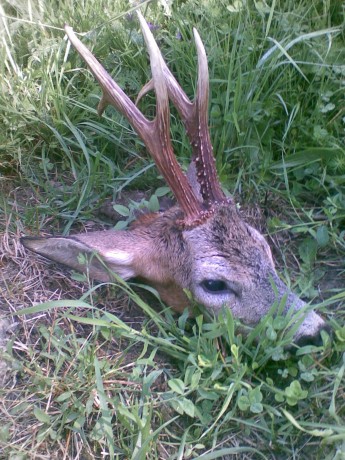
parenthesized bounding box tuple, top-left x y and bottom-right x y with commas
(136, 26, 226, 207)
(65, 11, 226, 226)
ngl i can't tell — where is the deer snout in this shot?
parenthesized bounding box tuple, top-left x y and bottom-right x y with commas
(294, 323, 332, 348)
(273, 279, 330, 348)
(292, 308, 331, 348)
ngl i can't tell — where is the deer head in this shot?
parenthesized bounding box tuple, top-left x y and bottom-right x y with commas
(21, 12, 328, 346)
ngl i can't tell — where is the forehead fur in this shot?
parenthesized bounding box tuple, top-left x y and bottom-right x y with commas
(184, 205, 274, 276)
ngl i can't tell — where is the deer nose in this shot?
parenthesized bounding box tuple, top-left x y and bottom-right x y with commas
(295, 323, 332, 348)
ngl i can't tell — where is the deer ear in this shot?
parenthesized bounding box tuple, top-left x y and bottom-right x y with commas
(20, 236, 137, 281)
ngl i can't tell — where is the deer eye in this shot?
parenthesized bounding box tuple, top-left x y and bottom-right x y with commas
(201, 280, 229, 293)
(200, 279, 241, 297)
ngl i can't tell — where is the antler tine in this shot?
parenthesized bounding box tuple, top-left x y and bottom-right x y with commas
(192, 29, 226, 206)
(65, 20, 204, 226)
(65, 25, 146, 125)
(136, 28, 226, 207)
(136, 12, 204, 223)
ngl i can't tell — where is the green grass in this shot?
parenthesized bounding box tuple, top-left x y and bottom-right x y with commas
(1, 0, 345, 458)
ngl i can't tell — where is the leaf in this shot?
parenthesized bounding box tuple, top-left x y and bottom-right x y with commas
(148, 194, 160, 212)
(168, 378, 186, 395)
(316, 225, 329, 247)
(34, 407, 51, 424)
(285, 380, 308, 406)
(273, 316, 286, 330)
(313, 125, 328, 140)
(250, 402, 264, 414)
(227, 0, 244, 13)
(335, 327, 345, 343)
(0, 424, 10, 443)
(198, 354, 213, 368)
(56, 391, 73, 402)
(275, 393, 285, 403)
(179, 397, 195, 418)
(320, 102, 335, 113)
(238, 395, 250, 411)
(271, 148, 341, 169)
(231, 344, 239, 362)
(271, 347, 286, 361)
(300, 372, 315, 382)
(197, 388, 219, 401)
(114, 220, 128, 230)
(143, 370, 163, 395)
(298, 238, 318, 265)
(249, 387, 263, 404)
(71, 271, 88, 282)
(266, 326, 277, 341)
(154, 186, 170, 197)
(113, 204, 130, 217)
(17, 299, 93, 315)
(190, 370, 201, 390)
(282, 409, 334, 437)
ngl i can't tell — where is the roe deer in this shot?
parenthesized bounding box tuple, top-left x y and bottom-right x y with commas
(21, 12, 328, 346)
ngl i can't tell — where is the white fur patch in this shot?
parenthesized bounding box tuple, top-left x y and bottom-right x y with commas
(104, 250, 133, 265)
(103, 250, 135, 279)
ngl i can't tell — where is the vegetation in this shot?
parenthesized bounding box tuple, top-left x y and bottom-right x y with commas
(1, 0, 344, 458)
